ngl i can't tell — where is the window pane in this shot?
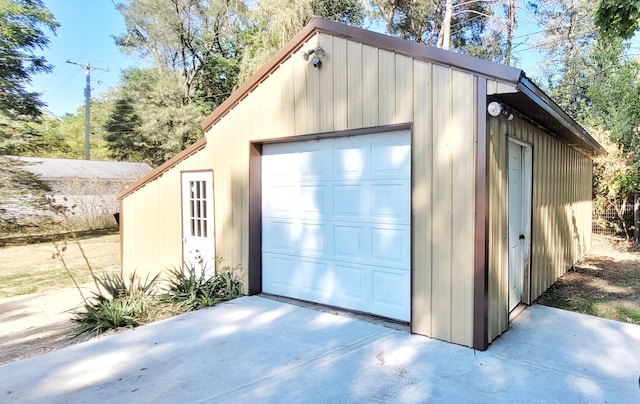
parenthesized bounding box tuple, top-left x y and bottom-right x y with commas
(185, 178, 211, 239)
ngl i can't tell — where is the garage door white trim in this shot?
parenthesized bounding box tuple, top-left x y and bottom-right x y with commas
(261, 130, 411, 321)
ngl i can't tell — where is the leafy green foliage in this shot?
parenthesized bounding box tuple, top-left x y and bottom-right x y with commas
(103, 97, 145, 161)
(585, 43, 640, 159)
(1, 108, 111, 160)
(370, 0, 501, 60)
(104, 68, 204, 166)
(192, 41, 241, 113)
(590, 129, 639, 238)
(595, 0, 640, 39)
(0, 0, 58, 120)
(164, 260, 243, 311)
(72, 271, 160, 335)
(114, 0, 247, 106)
(527, 0, 597, 117)
(238, 0, 364, 81)
(311, 0, 363, 25)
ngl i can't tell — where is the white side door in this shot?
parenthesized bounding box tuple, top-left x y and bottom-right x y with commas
(181, 171, 215, 277)
(507, 140, 532, 312)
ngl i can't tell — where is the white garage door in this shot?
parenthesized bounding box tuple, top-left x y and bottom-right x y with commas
(262, 130, 411, 321)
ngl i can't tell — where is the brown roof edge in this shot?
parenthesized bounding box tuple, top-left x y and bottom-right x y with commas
(200, 18, 322, 132)
(517, 75, 607, 156)
(117, 137, 208, 200)
(200, 17, 523, 132)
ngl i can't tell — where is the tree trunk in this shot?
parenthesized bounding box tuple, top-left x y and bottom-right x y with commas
(440, 0, 453, 50)
(504, 0, 516, 65)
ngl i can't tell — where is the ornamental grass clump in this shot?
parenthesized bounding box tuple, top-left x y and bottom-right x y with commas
(52, 225, 162, 335)
(53, 223, 243, 334)
(72, 271, 160, 335)
(164, 259, 243, 311)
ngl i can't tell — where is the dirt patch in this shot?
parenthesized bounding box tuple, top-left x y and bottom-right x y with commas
(0, 285, 99, 365)
(537, 234, 640, 324)
(0, 233, 120, 298)
(0, 233, 121, 365)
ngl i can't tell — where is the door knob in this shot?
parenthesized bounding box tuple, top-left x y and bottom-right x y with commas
(519, 234, 525, 240)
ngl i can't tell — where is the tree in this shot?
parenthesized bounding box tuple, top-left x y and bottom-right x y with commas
(0, 0, 58, 120)
(527, 0, 596, 117)
(104, 96, 145, 162)
(310, 0, 363, 25)
(595, 0, 640, 39)
(370, 0, 502, 60)
(193, 37, 242, 113)
(114, 0, 247, 106)
(238, 0, 364, 81)
(503, 0, 516, 65)
(591, 128, 639, 238)
(585, 42, 640, 156)
(104, 68, 204, 166)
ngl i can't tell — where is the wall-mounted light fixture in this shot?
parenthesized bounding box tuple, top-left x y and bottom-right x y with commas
(487, 101, 514, 120)
(300, 46, 326, 68)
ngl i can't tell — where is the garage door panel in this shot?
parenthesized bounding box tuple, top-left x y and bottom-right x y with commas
(263, 255, 295, 289)
(334, 143, 368, 177)
(333, 184, 362, 218)
(334, 264, 366, 300)
(372, 143, 411, 176)
(262, 130, 411, 322)
(263, 183, 329, 219)
(371, 226, 410, 267)
(264, 256, 334, 301)
(333, 225, 364, 260)
(263, 219, 333, 257)
(372, 268, 411, 319)
(371, 183, 410, 222)
(263, 143, 332, 182)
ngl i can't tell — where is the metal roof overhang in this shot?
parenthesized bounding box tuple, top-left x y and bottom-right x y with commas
(490, 75, 606, 157)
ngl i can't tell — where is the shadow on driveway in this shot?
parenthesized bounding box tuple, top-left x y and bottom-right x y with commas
(1, 296, 639, 403)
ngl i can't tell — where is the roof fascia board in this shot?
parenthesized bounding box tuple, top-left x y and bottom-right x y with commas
(517, 76, 607, 156)
(200, 17, 523, 132)
(117, 137, 208, 200)
(311, 18, 522, 84)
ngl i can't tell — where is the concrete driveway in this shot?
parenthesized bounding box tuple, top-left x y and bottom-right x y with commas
(1, 295, 639, 403)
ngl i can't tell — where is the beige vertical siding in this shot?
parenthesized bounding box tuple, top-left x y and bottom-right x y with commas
(487, 113, 592, 342)
(122, 32, 478, 346)
(121, 149, 213, 276)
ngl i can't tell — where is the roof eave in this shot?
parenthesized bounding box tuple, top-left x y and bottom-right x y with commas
(117, 137, 208, 201)
(516, 75, 607, 157)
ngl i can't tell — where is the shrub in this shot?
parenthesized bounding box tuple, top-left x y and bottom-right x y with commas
(72, 271, 159, 335)
(164, 259, 243, 311)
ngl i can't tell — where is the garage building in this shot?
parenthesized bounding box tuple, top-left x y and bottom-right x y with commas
(118, 18, 605, 350)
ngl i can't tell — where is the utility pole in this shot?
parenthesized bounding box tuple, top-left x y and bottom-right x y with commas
(66, 60, 109, 160)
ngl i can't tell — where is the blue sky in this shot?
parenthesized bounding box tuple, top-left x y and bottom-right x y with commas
(28, 0, 139, 117)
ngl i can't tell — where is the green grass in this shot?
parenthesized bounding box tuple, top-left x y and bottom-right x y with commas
(614, 307, 640, 323)
(540, 297, 605, 316)
(541, 296, 640, 325)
